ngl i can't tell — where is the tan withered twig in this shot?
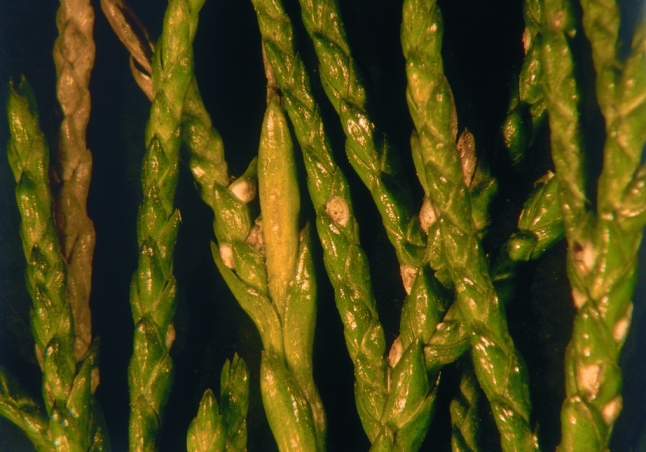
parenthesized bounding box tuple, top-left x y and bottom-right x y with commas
(52, 0, 97, 362)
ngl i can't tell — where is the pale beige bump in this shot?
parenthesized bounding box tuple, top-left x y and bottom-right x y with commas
(246, 219, 266, 256)
(613, 303, 633, 343)
(419, 198, 436, 233)
(388, 337, 403, 369)
(602, 395, 622, 425)
(220, 243, 235, 269)
(400, 264, 417, 295)
(571, 288, 587, 309)
(166, 324, 176, 349)
(230, 178, 257, 203)
(577, 362, 601, 400)
(326, 196, 350, 227)
(572, 240, 595, 276)
(456, 128, 477, 187)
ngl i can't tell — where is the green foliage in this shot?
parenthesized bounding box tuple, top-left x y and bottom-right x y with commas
(2, 0, 646, 451)
(186, 355, 250, 452)
(541, 2, 646, 447)
(402, 0, 536, 449)
(6, 78, 108, 452)
(128, 0, 206, 449)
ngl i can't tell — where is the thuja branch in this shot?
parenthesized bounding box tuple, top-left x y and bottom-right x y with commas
(249, 0, 389, 443)
(127, 0, 205, 448)
(7, 77, 108, 452)
(540, 0, 646, 447)
(402, 0, 538, 450)
(296, 0, 427, 271)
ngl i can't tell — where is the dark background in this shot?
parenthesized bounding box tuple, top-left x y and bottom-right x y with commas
(1, 0, 645, 450)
